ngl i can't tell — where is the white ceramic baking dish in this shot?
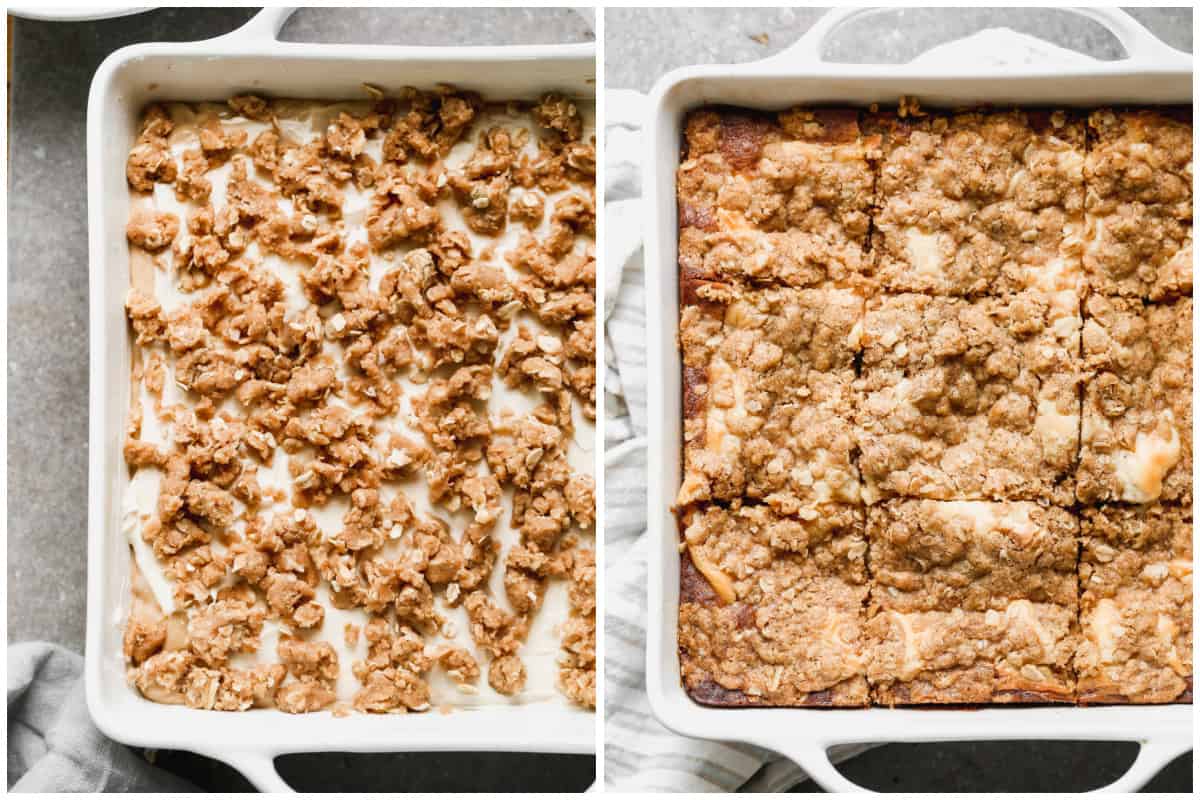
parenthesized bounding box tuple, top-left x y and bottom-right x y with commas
(85, 7, 595, 792)
(643, 7, 1192, 793)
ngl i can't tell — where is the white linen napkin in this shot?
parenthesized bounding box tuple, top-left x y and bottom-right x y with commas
(7, 642, 198, 793)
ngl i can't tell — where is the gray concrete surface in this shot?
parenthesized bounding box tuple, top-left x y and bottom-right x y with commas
(605, 6, 1192, 795)
(606, 7, 1192, 91)
(7, 6, 592, 793)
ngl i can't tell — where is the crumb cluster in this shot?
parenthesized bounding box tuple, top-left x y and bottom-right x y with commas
(676, 101, 1192, 707)
(122, 88, 595, 714)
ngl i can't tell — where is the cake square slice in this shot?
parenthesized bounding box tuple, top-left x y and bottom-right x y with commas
(1083, 108, 1192, 300)
(866, 500, 1079, 705)
(855, 291, 1081, 504)
(869, 108, 1086, 296)
(1078, 296, 1192, 505)
(867, 602, 1078, 706)
(867, 500, 1079, 613)
(677, 503, 870, 707)
(1076, 504, 1193, 704)
(676, 279, 864, 515)
(677, 106, 875, 290)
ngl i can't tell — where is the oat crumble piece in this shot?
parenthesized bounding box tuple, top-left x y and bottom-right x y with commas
(126, 105, 177, 192)
(856, 291, 1081, 504)
(487, 654, 527, 696)
(123, 617, 167, 666)
(1084, 108, 1193, 300)
(438, 646, 481, 686)
(352, 617, 433, 713)
(869, 108, 1086, 296)
(677, 503, 870, 707)
(126, 209, 180, 252)
(1076, 504, 1193, 704)
(1078, 296, 1192, 505)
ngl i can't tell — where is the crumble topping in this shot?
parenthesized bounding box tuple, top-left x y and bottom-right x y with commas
(121, 88, 595, 715)
(856, 290, 1081, 505)
(1084, 109, 1192, 300)
(1075, 505, 1193, 705)
(1078, 296, 1192, 505)
(870, 109, 1086, 296)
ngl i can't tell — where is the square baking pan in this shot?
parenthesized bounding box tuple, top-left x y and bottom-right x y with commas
(86, 7, 595, 791)
(643, 7, 1191, 793)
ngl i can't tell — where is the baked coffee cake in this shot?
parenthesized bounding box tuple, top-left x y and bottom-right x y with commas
(120, 88, 596, 715)
(1078, 295, 1192, 505)
(678, 503, 870, 707)
(1084, 108, 1193, 301)
(871, 108, 1086, 297)
(677, 107, 874, 291)
(867, 500, 1078, 704)
(1077, 505, 1192, 704)
(676, 278, 864, 515)
(675, 100, 1192, 709)
(856, 290, 1081, 505)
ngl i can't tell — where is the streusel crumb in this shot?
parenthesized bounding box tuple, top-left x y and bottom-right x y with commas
(1084, 108, 1192, 300)
(1076, 504, 1192, 704)
(677, 503, 870, 707)
(856, 291, 1081, 504)
(1078, 296, 1192, 505)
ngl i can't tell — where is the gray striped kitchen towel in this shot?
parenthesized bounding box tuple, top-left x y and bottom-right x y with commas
(601, 89, 870, 793)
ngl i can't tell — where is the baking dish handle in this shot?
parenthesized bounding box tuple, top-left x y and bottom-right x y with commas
(218, 750, 295, 793)
(779, 736, 1192, 794)
(762, 6, 1191, 70)
(779, 742, 874, 794)
(1093, 737, 1193, 794)
(208, 6, 297, 45)
(207, 6, 596, 54)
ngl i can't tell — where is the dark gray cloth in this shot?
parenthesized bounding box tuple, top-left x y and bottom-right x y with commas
(7, 642, 197, 793)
